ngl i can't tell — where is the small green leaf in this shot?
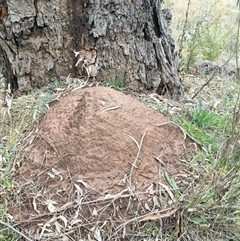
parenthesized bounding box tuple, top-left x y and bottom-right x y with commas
(164, 172, 180, 198)
(190, 217, 203, 224)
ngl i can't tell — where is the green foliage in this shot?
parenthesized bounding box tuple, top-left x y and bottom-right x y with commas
(143, 221, 159, 236)
(31, 90, 56, 119)
(0, 173, 12, 191)
(176, 107, 231, 154)
(147, 102, 167, 113)
(183, 157, 240, 239)
(200, 20, 229, 61)
(179, 16, 203, 70)
(190, 107, 230, 131)
(0, 201, 22, 240)
(0, 224, 22, 241)
(104, 73, 126, 91)
(175, 93, 240, 240)
(178, 5, 235, 71)
(164, 172, 180, 200)
(49, 79, 65, 89)
(180, 118, 218, 153)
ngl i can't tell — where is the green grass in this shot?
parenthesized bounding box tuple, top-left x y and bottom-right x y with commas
(104, 72, 126, 91)
(147, 102, 168, 113)
(175, 107, 231, 154)
(191, 108, 228, 130)
(143, 221, 159, 236)
(0, 201, 23, 240)
(176, 99, 240, 239)
(0, 224, 22, 241)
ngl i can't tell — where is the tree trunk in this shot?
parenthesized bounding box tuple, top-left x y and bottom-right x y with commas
(0, 0, 183, 98)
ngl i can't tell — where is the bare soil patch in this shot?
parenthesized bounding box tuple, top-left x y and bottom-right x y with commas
(12, 87, 195, 240)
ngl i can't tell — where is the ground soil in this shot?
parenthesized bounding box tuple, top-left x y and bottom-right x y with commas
(12, 87, 195, 239)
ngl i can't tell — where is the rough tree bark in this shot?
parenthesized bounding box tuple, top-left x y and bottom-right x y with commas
(0, 0, 183, 98)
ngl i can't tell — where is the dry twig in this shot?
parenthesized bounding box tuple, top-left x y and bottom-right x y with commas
(152, 121, 200, 146)
(123, 131, 147, 186)
(31, 132, 58, 153)
(191, 68, 219, 99)
(102, 106, 121, 112)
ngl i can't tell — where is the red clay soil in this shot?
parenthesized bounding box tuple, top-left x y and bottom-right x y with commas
(12, 87, 195, 238)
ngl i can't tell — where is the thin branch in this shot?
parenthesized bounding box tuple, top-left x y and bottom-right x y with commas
(191, 67, 219, 99)
(192, 54, 235, 99)
(178, 0, 191, 57)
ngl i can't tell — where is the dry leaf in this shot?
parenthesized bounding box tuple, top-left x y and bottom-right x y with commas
(139, 208, 178, 222)
(47, 172, 55, 179)
(93, 227, 102, 241)
(45, 199, 58, 213)
(70, 219, 83, 226)
(146, 184, 154, 195)
(144, 202, 151, 211)
(59, 215, 68, 227)
(58, 201, 74, 212)
(214, 100, 221, 108)
(72, 208, 80, 221)
(39, 223, 52, 239)
(122, 225, 126, 238)
(158, 182, 175, 201)
(104, 194, 116, 199)
(100, 221, 107, 229)
(74, 183, 83, 196)
(152, 195, 160, 208)
(52, 167, 63, 181)
(75, 179, 90, 188)
(87, 234, 94, 241)
(54, 221, 62, 233)
(33, 197, 40, 213)
(62, 235, 69, 241)
(92, 208, 98, 216)
(47, 168, 63, 181)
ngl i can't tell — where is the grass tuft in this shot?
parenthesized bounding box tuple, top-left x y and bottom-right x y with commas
(104, 72, 126, 91)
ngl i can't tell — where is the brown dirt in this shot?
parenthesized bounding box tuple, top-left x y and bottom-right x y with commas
(12, 87, 195, 239)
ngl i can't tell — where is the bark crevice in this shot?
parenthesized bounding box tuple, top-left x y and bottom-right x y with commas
(0, 0, 183, 98)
